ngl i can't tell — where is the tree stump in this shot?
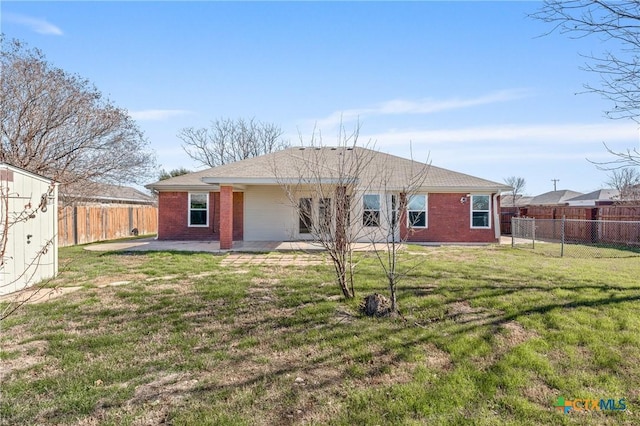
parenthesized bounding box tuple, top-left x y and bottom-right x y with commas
(360, 293, 391, 317)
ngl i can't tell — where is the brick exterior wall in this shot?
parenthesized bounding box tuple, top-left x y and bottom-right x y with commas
(401, 193, 498, 243)
(158, 190, 496, 243)
(219, 186, 233, 249)
(157, 191, 243, 241)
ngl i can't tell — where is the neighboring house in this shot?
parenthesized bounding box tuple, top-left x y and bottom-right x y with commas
(565, 189, 619, 207)
(527, 190, 584, 206)
(58, 182, 157, 247)
(500, 194, 533, 208)
(0, 163, 58, 296)
(61, 182, 156, 206)
(146, 147, 511, 249)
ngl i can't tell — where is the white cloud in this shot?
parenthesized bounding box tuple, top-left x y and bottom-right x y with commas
(129, 109, 192, 121)
(313, 89, 533, 128)
(365, 122, 639, 146)
(348, 121, 639, 173)
(4, 13, 63, 35)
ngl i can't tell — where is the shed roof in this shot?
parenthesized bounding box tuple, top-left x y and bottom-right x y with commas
(0, 162, 55, 184)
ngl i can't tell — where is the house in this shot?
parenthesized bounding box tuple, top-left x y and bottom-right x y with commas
(61, 181, 156, 206)
(565, 189, 619, 207)
(146, 147, 511, 249)
(527, 189, 584, 206)
(500, 194, 533, 208)
(0, 164, 58, 296)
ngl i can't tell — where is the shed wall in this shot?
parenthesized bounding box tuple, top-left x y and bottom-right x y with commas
(0, 166, 57, 296)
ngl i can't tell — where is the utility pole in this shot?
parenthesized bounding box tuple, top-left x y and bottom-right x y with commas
(551, 179, 560, 191)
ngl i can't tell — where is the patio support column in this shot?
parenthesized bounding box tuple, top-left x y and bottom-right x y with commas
(220, 185, 233, 250)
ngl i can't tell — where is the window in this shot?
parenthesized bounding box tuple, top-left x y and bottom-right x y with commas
(319, 198, 331, 230)
(471, 195, 491, 228)
(407, 195, 427, 228)
(363, 194, 380, 227)
(299, 198, 312, 234)
(189, 193, 208, 226)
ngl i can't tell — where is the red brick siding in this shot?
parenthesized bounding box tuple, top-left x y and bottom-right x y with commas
(157, 191, 243, 241)
(219, 186, 233, 249)
(402, 193, 498, 243)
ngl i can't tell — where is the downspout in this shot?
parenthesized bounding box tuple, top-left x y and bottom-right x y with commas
(493, 193, 500, 240)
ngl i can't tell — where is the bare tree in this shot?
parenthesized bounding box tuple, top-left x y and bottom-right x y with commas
(158, 167, 191, 181)
(503, 176, 526, 213)
(179, 117, 289, 168)
(532, 1, 640, 167)
(0, 37, 156, 198)
(273, 126, 431, 315)
(605, 167, 640, 202)
(272, 125, 376, 299)
(366, 147, 430, 316)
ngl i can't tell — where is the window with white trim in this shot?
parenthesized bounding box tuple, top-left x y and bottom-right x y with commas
(471, 195, 491, 228)
(407, 194, 427, 228)
(189, 193, 208, 227)
(363, 194, 380, 227)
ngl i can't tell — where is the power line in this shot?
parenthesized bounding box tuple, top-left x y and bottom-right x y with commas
(551, 179, 560, 191)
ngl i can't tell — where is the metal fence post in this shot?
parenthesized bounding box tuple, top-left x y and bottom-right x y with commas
(532, 218, 535, 250)
(511, 217, 515, 248)
(561, 215, 565, 257)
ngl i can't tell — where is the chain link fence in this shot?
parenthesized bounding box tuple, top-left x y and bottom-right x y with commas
(511, 217, 640, 258)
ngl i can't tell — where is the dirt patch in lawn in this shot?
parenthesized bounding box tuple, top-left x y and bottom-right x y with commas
(0, 339, 50, 381)
(447, 301, 498, 325)
(0, 286, 84, 306)
(498, 320, 538, 349)
(424, 343, 453, 371)
(129, 372, 199, 405)
(522, 377, 557, 407)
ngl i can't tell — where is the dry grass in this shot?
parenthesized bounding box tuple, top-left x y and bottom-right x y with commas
(1, 245, 640, 425)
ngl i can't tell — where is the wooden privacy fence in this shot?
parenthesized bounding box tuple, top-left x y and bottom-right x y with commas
(58, 204, 158, 247)
(501, 205, 640, 234)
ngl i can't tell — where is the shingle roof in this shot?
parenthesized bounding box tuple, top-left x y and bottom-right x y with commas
(64, 182, 155, 204)
(566, 189, 619, 202)
(146, 147, 510, 192)
(500, 194, 533, 207)
(528, 190, 584, 205)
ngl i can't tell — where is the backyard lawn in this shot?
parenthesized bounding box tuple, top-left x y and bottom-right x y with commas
(1, 244, 639, 425)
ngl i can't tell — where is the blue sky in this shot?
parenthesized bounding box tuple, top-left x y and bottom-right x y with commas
(2, 1, 639, 195)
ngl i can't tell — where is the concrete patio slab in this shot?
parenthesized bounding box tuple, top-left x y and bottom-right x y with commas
(84, 238, 385, 253)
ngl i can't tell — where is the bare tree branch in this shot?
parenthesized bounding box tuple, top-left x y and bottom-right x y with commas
(272, 123, 378, 299)
(503, 176, 526, 212)
(0, 37, 156, 201)
(367, 144, 431, 316)
(531, 1, 640, 166)
(604, 167, 640, 202)
(179, 117, 289, 168)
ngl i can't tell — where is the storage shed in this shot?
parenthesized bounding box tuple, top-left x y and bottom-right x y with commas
(0, 164, 58, 296)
